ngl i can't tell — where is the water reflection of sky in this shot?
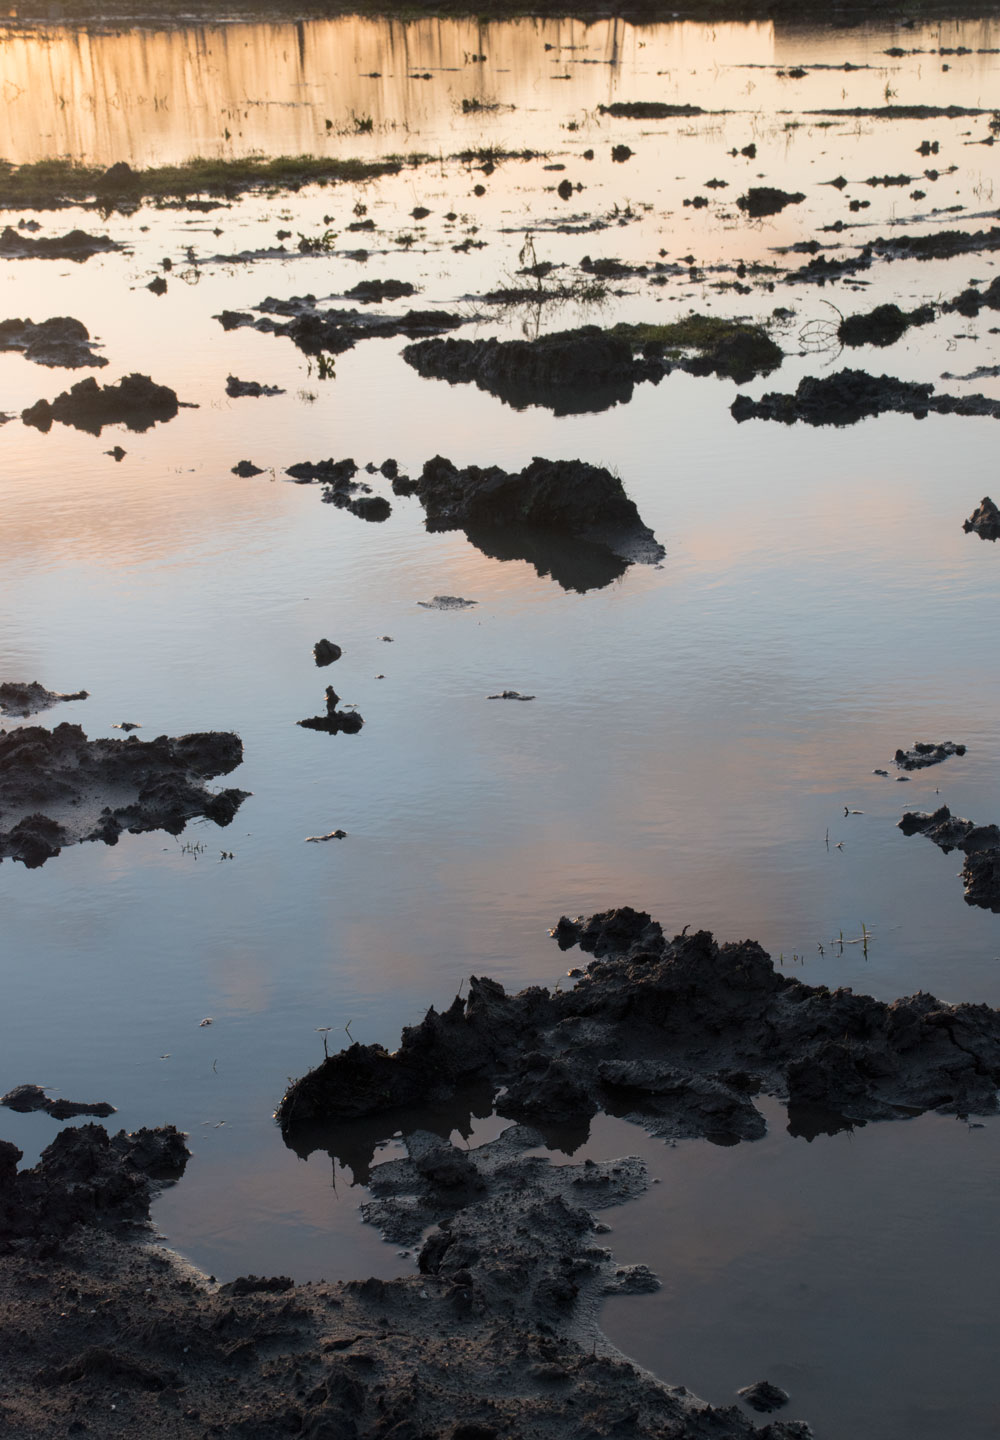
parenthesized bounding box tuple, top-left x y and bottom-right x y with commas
(0, 14, 999, 1439)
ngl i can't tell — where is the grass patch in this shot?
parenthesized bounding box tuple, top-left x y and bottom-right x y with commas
(613, 313, 783, 381)
(0, 153, 426, 207)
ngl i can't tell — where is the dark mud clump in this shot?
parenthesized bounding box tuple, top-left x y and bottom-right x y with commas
(731, 369, 1000, 426)
(402, 325, 655, 415)
(22, 374, 182, 435)
(0, 1123, 188, 1250)
(225, 375, 284, 397)
(406, 454, 664, 593)
(837, 303, 936, 348)
(279, 906, 1000, 1144)
(899, 806, 1000, 911)
(597, 101, 705, 118)
(286, 457, 390, 520)
(1, 1084, 116, 1121)
(894, 741, 966, 770)
(286, 457, 358, 485)
(0, 681, 88, 718)
(0, 316, 107, 369)
(0, 226, 123, 261)
(964, 496, 1000, 538)
(297, 686, 364, 735)
(873, 225, 1000, 263)
(405, 318, 781, 414)
(0, 725, 248, 866)
(344, 278, 416, 302)
(736, 187, 805, 217)
(946, 275, 1000, 319)
(313, 638, 342, 666)
(216, 294, 467, 358)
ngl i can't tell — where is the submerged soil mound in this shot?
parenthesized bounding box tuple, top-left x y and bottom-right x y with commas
(22, 373, 182, 435)
(0, 724, 249, 866)
(279, 907, 1000, 1146)
(406, 455, 665, 592)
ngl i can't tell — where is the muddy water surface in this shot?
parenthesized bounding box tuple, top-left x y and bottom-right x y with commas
(1, 12, 1000, 1438)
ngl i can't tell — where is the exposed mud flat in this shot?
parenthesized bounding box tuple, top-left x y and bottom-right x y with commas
(0, 725, 249, 866)
(0, 1108, 813, 1440)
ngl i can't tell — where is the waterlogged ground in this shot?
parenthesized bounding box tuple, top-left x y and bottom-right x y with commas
(1, 11, 1000, 1437)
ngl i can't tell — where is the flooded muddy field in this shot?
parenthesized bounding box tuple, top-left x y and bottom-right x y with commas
(2, 9, 1000, 1438)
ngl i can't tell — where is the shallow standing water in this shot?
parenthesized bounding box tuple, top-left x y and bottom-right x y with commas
(1, 11, 1000, 1436)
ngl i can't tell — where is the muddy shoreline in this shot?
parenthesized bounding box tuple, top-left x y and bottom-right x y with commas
(6, 908, 1000, 1436)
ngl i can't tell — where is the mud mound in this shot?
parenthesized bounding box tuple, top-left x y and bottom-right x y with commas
(0, 226, 123, 260)
(22, 373, 182, 435)
(278, 907, 1000, 1144)
(837, 303, 936, 347)
(0, 316, 107, 368)
(0, 1123, 188, 1250)
(964, 496, 1000, 539)
(406, 455, 664, 592)
(0, 681, 88, 717)
(401, 325, 657, 415)
(900, 805, 1000, 910)
(736, 187, 805, 217)
(894, 741, 965, 770)
(0, 724, 249, 866)
(731, 369, 1000, 425)
(216, 294, 467, 357)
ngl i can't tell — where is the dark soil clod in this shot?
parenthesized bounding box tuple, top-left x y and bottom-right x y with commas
(964, 496, 1000, 539)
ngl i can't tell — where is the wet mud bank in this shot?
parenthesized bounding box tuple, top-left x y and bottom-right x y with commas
(0, 1108, 812, 1440)
(8, 907, 1000, 1438)
(280, 907, 1000, 1147)
(0, 724, 249, 865)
